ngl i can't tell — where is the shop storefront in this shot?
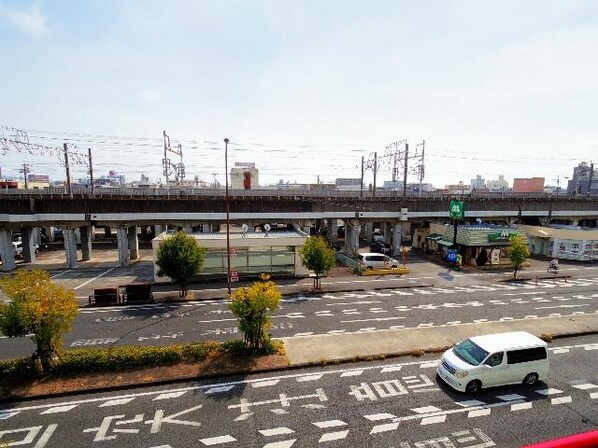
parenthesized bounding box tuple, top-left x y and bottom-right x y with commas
(152, 229, 310, 282)
(434, 224, 527, 267)
(518, 225, 598, 261)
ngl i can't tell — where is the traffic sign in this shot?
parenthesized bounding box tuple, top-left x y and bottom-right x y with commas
(230, 270, 239, 282)
(449, 200, 464, 219)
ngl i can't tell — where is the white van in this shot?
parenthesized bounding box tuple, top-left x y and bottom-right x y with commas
(358, 252, 400, 270)
(437, 331, 549, 393)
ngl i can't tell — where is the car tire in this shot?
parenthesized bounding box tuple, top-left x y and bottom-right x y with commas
(523, 373, 538, 386)
(391, 265, 398, 269)
(366, 266, 373, 270)
(465, 380, 482, 394)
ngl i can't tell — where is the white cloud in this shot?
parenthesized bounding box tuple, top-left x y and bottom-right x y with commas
(138, 89, 162, 102)
(0, 2, 48, 38)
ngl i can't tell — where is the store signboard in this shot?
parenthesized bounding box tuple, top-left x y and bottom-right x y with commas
(488, 231, 517, 242)
(449, 200, 464, 219)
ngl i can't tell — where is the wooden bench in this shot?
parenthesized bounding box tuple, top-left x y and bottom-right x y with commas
(89, 287, 121, 306)
(124, 283, 153, 303)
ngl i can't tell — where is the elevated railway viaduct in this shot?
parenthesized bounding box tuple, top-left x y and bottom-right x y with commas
(1, 188, 597, 270)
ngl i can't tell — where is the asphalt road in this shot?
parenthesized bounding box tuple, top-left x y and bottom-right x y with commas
(2, 267, 598, 360)
(1, 335, 596, 447)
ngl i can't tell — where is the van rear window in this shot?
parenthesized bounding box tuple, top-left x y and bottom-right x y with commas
(507, 347, 547, 364)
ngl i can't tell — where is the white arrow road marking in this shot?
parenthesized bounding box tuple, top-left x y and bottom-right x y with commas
(99, 397, 136, 407)
(340, 370, 363, 377)
(511, 402, 533, 411)
(370, 422, 399, 434)
(496, 394, 526, 401)
(571, 383, 598, 390)
(296, 374, 324, 382)
(199, 435, 237, 445)
(341, 316, 405, 324)
(205, 385, 236, 394)
(154, 391, 188, 401)
(0, 411, 20, 419)
(252, 380, 281, 388)
(313, 420, 346, 429)
(412, 406, 442, 414)
(262, 440, 296, 448)
(40, 405, 78, 414)
(468, 408, 492, 418)
(318, 430, 349, 442)
(419, 361, 439, 369)
(456, 400, 487, 407)
(551, 396, 572, 405)
(364, 413, 397, 421)
(234, 412, 254, 421)
(381, 366, 402, 373)
(259, 427, 295, 436)
(420, 415, 447, 425)
(536, 388, 563, 395)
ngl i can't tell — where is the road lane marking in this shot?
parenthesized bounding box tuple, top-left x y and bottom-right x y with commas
(340, 317, 405, 323)
(73, 267, 116, 290)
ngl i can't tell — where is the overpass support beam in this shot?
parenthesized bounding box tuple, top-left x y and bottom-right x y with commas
(128, 226, 139, 260)
(80, 226, 93, 261)
(202, 224, 211, 233)
(63, 228, 78, 269)
(21, 227, 36, 263)
(0, 229, 16, 271)
(117, 226, 130, 266)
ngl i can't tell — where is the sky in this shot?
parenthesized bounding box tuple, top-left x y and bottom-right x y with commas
(1, 0, 597, 188)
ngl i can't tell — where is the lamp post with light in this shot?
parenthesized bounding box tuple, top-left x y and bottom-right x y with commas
(224, 138, 232, 296)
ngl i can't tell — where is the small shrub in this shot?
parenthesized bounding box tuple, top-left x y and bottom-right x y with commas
(410, 349, 425, 357)
(540, 333, 553, 342)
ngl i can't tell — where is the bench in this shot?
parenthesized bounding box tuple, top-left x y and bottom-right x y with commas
(89, 287, 121, 306)
(124, 283, 153, 303)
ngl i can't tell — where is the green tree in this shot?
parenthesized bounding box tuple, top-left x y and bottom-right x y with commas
(0, 269, 78, 372)
(299, 236, 336, 290)
(507, 234, 530, 278)
(156, 231, 206, 296)
(229, 274, 281, 352)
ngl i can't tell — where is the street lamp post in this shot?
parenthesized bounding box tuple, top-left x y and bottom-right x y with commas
(224, 138, 232, 296)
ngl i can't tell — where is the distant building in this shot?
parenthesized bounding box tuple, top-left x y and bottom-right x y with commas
(487, 175, 509, 191)
(567, 161, 596, 194)
(444, 182, 471, 194)
(231, 162, 259, 190)
(471, 175, 486, 190)
(512, 177, 544, 193)
(335, 178, 362, 190)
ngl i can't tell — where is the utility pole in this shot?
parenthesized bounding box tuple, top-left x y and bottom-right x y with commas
(224, 138, 232, 297)
(88, 148, 94, 194)
(162, 130, 172, 187)
(402, 143, 409, 200)
(63, 143, 72, 198)
(20, 163, 30, 189)
(373, 151, 377, 197)
(360, 156, 364, 197)
(418, 140, 425, 197)
(588, 162, 594, 195)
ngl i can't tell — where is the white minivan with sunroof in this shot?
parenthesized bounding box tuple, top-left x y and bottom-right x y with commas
(437, 331, 549, 393)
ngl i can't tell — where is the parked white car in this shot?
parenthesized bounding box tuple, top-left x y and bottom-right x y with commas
(358, 252, 400, 270)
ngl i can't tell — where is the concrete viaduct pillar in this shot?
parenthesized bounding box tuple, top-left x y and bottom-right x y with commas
(21, 227, 37, 263)
(63, 228, 79, 269)
(117, 226, 130, 266)
(0, 229, 16, 271)
(80, 226, 93, 261)
(128, 226, 139, 260)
